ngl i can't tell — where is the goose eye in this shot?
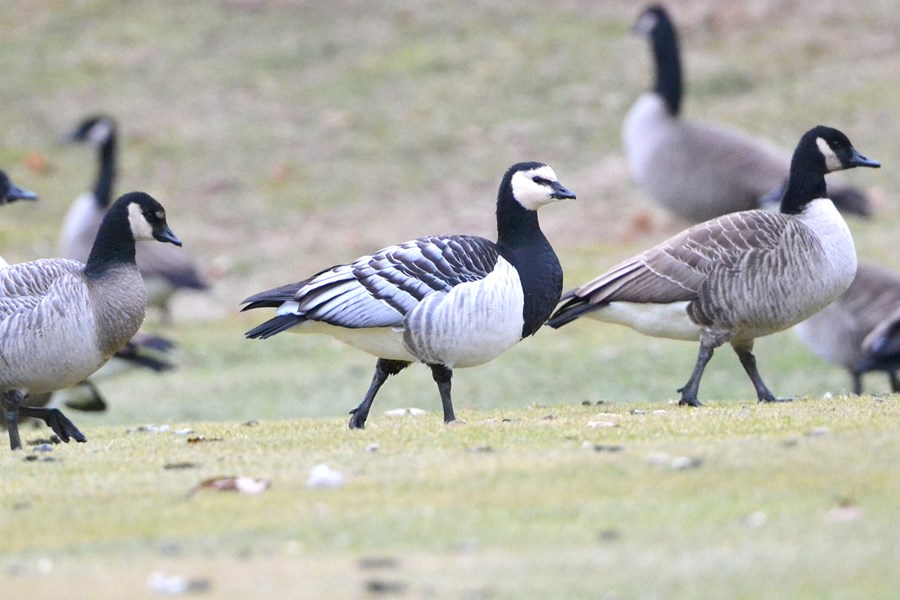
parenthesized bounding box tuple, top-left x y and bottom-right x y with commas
(532, 176, 547, 185)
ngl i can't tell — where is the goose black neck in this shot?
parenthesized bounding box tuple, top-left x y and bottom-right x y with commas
(84, 203, 136, 277)
(649, 13, 682, 116)
(93, 134, 117, 208)
(495, 191, 562, 339)
(780, 146, 827, 215)
(497, 203, 546, 250)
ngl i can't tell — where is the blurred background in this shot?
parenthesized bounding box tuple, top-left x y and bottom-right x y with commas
(1, 0, 897, 426)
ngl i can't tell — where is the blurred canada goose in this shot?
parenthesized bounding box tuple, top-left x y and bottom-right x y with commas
(794, 264, 900, 394)
(0, 170, 38, 206)
(0, 171, 38, 267)
(623, 5, 872, 222)
(243, 162, 575, 429)
(549, 126, 879, 406)
(860, 306, 900, 386)
(0, 191, 182, 450)
(60, 114, 208, 322)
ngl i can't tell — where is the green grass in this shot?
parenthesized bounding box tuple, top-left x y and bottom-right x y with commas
(1, 0, 899, 597)
(3, 398, 898, 598)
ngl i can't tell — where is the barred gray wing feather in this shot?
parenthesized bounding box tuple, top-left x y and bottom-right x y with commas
(244, 235, 500, 331)
(579, 210, 789, 305)
(0, 259, 83, 307)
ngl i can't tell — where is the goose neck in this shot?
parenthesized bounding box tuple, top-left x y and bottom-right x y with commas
(650, 18, 682, 116)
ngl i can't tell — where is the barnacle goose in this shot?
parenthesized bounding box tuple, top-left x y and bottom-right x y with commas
(549, 126, 879, 406)
(243, 162, 575, 428)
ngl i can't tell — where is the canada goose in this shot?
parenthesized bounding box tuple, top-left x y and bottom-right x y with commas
(60, 114, 208, 322)
(623, 5, 872, 222)
(861, 306, 900, 385)
(549, 126, 879, 406)
(0, 170, 38, 206)
(794, 264, 900, 394)
(243, 162, 575, 429)
(0, 191, 182, 450)
(0, 171, 38, 267)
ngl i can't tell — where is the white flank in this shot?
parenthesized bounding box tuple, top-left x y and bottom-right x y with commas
(585, 300, 701, 341)
(289, 320, 416, 363)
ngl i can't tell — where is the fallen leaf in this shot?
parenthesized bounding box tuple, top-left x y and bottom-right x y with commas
(191, 476, 271, 496)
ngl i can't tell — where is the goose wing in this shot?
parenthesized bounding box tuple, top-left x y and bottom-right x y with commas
(0, 259, 84, 317)
(551, 210, 790, 325)
(243, 235, 500, 331)
(0, 260, 92, 336)
(862, 305, 900, 366)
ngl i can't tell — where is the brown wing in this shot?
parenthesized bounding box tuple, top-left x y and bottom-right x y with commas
(550, 210, 791, 327)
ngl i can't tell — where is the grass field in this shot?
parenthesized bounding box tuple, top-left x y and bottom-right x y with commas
(1, 1, 898, 598)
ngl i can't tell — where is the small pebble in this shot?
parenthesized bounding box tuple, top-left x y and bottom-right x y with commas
(307, 464, 345, 489)
(34, 443, 54, 453)
(587, 420, 618, 428)
(365, 443, 380, 453)
(740, 511, 768, 528)
(383, 408, 427, 418)
(806, 426, 830, 437)
(147, 570, 211, 595)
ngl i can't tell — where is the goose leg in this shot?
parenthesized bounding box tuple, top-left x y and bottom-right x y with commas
(889, 371, 899, 393)
(851, 371, 863, 396)
(429, 364, 457, 423)
(348, 359, 410, 430)
(18, 406, 87, 443)
(2, 390, 24, 451)
(732, 343, 791, 403)
(677, 343, 714, 406)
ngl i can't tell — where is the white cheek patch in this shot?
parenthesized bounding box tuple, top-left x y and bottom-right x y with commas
(510, 166, 561, 211)
(816, 137, 842, 172)
(635, 11, 658, 34)
(89, 120, 114, 144)
(127, 202, 155, 240)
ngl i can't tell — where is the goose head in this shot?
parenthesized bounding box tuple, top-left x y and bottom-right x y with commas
(62, 114, 117, 146)
(506, 162, 576, 211)
(634, 4, 668, 36)
(0, 170, 38, 205)
(805, 126, 881, 174)
(119, 192, 183, 247)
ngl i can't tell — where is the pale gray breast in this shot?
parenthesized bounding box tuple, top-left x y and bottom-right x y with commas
(0, 265, 103, 392)
(87, 265, 147, 356)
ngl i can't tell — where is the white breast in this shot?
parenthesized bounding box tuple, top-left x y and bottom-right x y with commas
(622, 94, 672, 187)
(404, 257, 526, 368)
